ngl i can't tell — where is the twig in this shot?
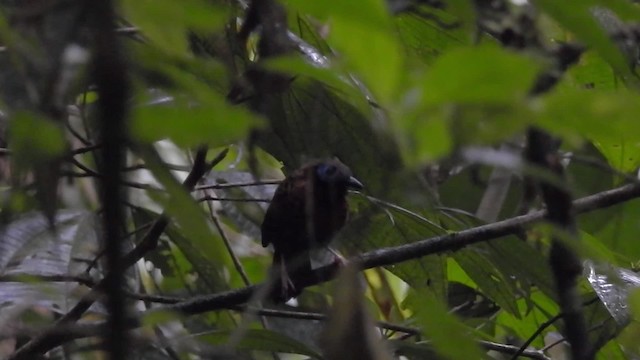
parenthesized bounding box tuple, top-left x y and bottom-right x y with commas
(198, 196, 270, 203)
(481, 341, 550, 360)
(510, 297, 599, 360)
(70, 143, 102, 155)
(0, 274, 95, 287)
(194, 180, 281, 190)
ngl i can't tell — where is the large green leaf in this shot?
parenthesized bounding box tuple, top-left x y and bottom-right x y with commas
(536, 89, 640, 168)
(285, 0, 401, 103)
(339, 207, 448, 300)
(251, 77, 408, 199)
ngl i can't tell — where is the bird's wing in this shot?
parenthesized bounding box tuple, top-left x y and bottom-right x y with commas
(260, 175, 306, 248)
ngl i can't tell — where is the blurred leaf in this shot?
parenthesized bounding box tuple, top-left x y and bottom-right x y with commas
(139, 148, 231, 292)
(286, 0, 401, 103)
(0, 210, 99, 276)
(321, 265, 394, 360)
(121, 0, 228, 55)
(422, 45, 540, 105)
(199, 329, 322, 358)
(0, 211, 103, 314)
(131, 96, 260, 147)
(404, 289, 485, 360)
(9, 111, 65, 164)
(388, 340, 439, 359)
(535, 0, 634, 80)
(564, 51, 619, 90)
(537, 89, 640, 168)
(394, 10, 467, 65)
(594, 0, 640, 22)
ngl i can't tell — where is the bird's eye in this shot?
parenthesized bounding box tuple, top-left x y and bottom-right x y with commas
(316, 164, 337, 179)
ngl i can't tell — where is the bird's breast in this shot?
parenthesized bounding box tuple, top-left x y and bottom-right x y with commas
(308, 199, 348, 247)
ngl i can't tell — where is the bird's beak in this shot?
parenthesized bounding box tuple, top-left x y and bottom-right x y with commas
(347, 176, 364, 190)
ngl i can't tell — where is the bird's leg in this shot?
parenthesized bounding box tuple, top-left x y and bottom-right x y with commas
(279, 255, 297, 299)
(328, 247, 347, 267)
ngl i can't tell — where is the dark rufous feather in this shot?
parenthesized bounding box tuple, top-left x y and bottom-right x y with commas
(261, 159, 363, 300)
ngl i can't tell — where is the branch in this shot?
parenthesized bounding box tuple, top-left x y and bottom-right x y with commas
(157, 181, 640, 315)
(525, 127, 592, 360)
(89, 0, 130, 357)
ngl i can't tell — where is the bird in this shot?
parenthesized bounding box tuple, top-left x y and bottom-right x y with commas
(261, 159, 363, 300)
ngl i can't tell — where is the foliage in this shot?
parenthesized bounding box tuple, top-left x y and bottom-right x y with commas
(2, 0, 640, 359)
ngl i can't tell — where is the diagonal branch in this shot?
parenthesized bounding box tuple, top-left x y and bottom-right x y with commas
(159, 181, 640, 315)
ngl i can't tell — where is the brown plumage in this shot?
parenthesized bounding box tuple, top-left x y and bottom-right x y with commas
(261, 159, 363, 300)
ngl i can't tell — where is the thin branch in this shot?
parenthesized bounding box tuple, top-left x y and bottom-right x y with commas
(481, 341, 550, 360)
(510, 297, 600, 360)
(194, 179, 281, 190)
(0, 274, 96, 287)
(70, 143, 102, 155)
(198, 196, 270, 203)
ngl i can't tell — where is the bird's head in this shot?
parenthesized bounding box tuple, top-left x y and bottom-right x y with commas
(310, 159, 363, 195)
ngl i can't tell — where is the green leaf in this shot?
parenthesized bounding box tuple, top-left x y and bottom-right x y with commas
(564, 51, 620, 90)
(453, 249, 520, 317)
(394, 9, 467, 65)
(536, 89, 640, 163)
(121, 0, 228, 55)
(404, 289, 485, 360)
(285, 0, 402, 103)
(285, 0, 390, 29)
(422, 45, 540, 105)
(536, 0, 634, 80)
(131, 96, 260, 147)
(495, 292, 560, 349)
(588, 200, 640, 261)
(339, 208, 448, 300)
(138, 147, 231, 292)
(251, 77, 405, 198)
(199, 329, 322, 358)
(593, 0, 640, 22)
(329, 19, 402, 103)
(10, 111, 65, 164)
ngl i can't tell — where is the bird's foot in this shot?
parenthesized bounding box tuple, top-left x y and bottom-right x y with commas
(328, 248, 347, 267)
(276, 261, 300, 301)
